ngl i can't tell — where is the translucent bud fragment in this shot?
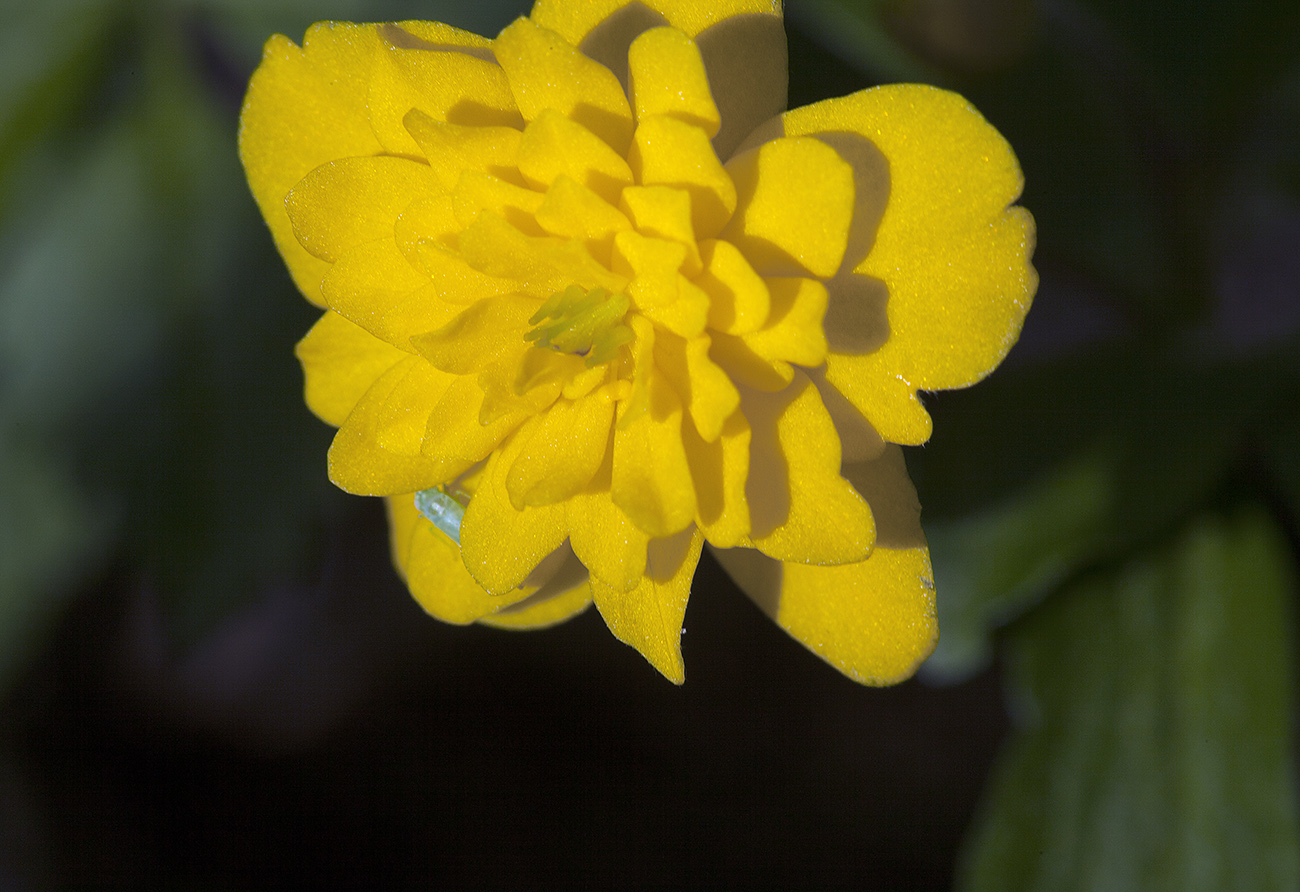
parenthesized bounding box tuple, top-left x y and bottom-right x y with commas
(526, 285, 635, 367)
(415, 485, 470, 544)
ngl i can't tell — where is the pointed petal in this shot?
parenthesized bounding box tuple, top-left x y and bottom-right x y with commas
(592, 526, 703, 683)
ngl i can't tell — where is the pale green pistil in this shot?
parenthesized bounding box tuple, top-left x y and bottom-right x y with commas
(526, 285, 634, 367)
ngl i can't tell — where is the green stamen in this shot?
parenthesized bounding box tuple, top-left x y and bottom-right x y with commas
(526, 285, 634, 367)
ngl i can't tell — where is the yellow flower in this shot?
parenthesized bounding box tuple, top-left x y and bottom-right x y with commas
(239, 0, 1035, 684)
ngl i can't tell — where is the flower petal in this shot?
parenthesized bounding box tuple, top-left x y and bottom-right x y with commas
(592, 525, 703, 683)
(741, 276, 829, 368)
(627, 27, 720, 135)
(612, 363, 697, 538)
(723, 136, 854, 278)
(328, 356, 461, 495)
(459, 425, 570, 594)
(683, 410, 751, 547)
(567, 452, 650, 593)
(778, 84, 1036, 443)
(369, 25, 520, 157)
(506, 390, 615, 508)
(321, 240, 462, 350)
(744, 371, 875, 564)
(478, 548, 593, 629)
(285, 155, 443, 264)
(494, 17, 634, 154)
(239, 23, 386, 304)
(517, 108, 634, 205)
(403, 112, 523, 192)
(714, 442, 936, 683)
(697, 238, 770, 334)
(388, 495, 532, 624)
(629, 116, 736, 238)
(296, 310, 407, 427)
(531, 0, 780, 43)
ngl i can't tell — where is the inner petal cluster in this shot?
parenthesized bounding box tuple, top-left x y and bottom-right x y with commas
(288, 16, 874, 594)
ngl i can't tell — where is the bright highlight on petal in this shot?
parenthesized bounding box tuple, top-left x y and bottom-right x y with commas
(241, 0, 1035, 684)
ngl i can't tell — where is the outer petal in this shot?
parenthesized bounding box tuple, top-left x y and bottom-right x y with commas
(772, 84, 1037, 444)
(531, 0, 780, 42)
(592, 526, 704, 683)
(296, 310, 407, 427)
(459, 424, 570, 595)
(388, 495, 535, 623)
(714, 444, 936, 684)
(328, 356, 461, 495)
(478, 551, 593, 629)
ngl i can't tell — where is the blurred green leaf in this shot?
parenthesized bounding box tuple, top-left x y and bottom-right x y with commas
(958, 509, 1300, 892)
(0, 432, 110, 692)
(0, 0, 117, 210)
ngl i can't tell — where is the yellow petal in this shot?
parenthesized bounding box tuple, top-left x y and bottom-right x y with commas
(458, 212, 627, 295)
(612, 365, 697, 538)
(494, 17, 634, 154)
(403, 111, 523, 191)
(459, 427, 570, 594)
(285, 155, 442, 264)
(696, 238, 770, 334)
(618, 185, 701, 274)
(369, 25, 521, 156)
(629, 116, 736, 239)
(744, 371, 875, 564)
(713, 443, 936, 684)
(506, 391, 615, 508)
(296, 310, 407, 426)
(740, 277, 829, 368)
(239, 23, 385, 303)
(420, 373, 528, 465)
(723, 136, 854, 278)
(567, 451, 650, 594)
(410, 294, 538, 375)
(478, 549, 593, 629)
(534, 175, 632, 259)
(708, 330, 793, 392)
(591, 526, 703, 683)
(778, 85, 1036, 443)
(388, 494, 533, 624)
(655, 330, 740, 443)
(627, 27, 720, 135)
(452, 170, 545, 234)
(328, 356, 461, 495)
(714, 541, 936, 685)
(683, 410, 751, 547)
(321, 240, 462, 350)
(516, 108, 634, 205)
(531, 0, 779, 43)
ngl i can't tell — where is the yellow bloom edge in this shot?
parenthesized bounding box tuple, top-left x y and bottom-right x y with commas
(239, 0, 1035, 685)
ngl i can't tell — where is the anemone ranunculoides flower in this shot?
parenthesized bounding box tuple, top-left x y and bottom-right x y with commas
(239, 0, 1036, 684)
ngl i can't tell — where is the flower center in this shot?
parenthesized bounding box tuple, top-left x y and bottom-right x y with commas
(525, 285, 634, 367)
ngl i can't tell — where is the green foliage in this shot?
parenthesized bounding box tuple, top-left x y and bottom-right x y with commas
(959, 510, 1300, 891)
